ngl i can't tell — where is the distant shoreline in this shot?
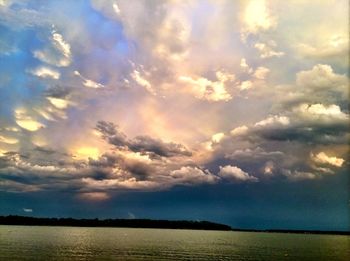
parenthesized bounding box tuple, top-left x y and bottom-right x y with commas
(1, 215, 349, 235)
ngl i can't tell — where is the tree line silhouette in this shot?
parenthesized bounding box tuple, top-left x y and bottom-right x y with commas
(0, 215, 232, 231)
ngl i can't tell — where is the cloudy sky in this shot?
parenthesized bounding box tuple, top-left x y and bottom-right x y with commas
(0, 0, 349, 230)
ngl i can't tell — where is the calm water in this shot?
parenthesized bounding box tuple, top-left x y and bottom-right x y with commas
(0, 225, 349, 260)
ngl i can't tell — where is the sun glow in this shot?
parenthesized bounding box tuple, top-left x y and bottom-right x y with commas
(75, 147, 100, 160)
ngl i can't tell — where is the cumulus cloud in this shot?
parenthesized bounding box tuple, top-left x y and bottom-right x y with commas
(169, 166, 218, 185)
(297, 34, 348, 60)
(230, 125, 249, 137)
(311, 152, 344, 168)
(238, 80, 253, 91)
(204, 65, 348, 182)
(295, 103, 348, 121)
(280, 64, 348, 107)
(253, 67, 270, 80)
(254, 41, 284, 59)
(240, 58, 253, 73)
(211, 132, 225, 143)
(255, 115, 290, 127)
(241, 0, 276, 37)
(0, 1, 348, 198)
(218, 165, 258, 182)
(179, 71, 235, 102)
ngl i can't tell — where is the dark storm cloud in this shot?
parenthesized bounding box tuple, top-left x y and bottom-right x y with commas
(95, 121, 192, 157)
(129, 135, 192, 157)
(95, 121, 128, 148)
(251, 123, 348, 145)
(34, 146, 57, 155)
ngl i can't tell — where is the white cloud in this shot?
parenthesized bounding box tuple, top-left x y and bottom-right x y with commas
(218, 165, 258, 182)
(74, 71, 104, 88)
(240, 58, 253, 73)
(230, 125, 248, 137)
(33, 30, 72, 67)
(311, 152, 344, 167)
(0, 134, 18, 144)
(296, 64, 347, 92)
(263, 161, 274, 175)
(241, 0, 276, 36)
(255, 115, 290, 127)
(30, 66, 60, 79)
(254, 41, 284, 58)
(211, 132, 225, 143)
(297, 34, 348, 59)
(52, 31, 71, 59)
(131, 70, 155, 95)
(47, 97, 69, 109)
(170, 166, 218, 185)
(253, 67, 270, 80)
(238, 80, 253, 90)
(23, 208, 33, 213)
(15, 108, 45, 132)
(112, 3, 120, 15)
(296, 103, 348, 120)
(179, 71, 234, 102)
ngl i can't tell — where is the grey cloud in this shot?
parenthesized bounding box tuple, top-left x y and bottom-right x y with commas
(34, 146, 56, 155)
(276, 64, 348, 110)
(44, 85, 71, 99)
(129, 135, 192, 157)
(95, 121, 192, 157)
(95, 121, 128, 148)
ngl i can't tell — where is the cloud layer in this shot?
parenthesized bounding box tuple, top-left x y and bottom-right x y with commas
(0, 0, 348, 200)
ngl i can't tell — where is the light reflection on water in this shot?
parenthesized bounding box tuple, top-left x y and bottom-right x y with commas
(0, 225, 349, 260)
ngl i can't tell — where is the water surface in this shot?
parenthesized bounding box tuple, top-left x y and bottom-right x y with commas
(0, 225, 349, 260)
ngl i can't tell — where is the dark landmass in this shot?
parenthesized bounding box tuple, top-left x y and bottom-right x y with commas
(0, 215, 231, 231)
(0, 216, 349, 235)
(229, 228, 350, 236)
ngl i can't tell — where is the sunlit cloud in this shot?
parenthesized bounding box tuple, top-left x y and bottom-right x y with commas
(218, 165, 258, 182)
(254, 41, 284, 58)
(241, 0, 276, 39)
(78, 192, 110, 201)
(30, 66, 60, 79)
(33, 29, 72, 67)
(0, 0, 348, 201)
(74, 71, 104, 88)
(0, 134, 18, 144)
(311, 152, 344, 168)
(15, 108, 45, 132)
(179, 71, 234, 102)
(131, 69, 155, 95)
(74, 147, 100, 160)
(47, 97, 69, 109)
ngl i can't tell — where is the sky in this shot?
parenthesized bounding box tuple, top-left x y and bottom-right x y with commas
(0, 0, 349, 231)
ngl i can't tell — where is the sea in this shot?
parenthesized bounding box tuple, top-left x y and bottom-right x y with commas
(0, 225, 349, 260)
